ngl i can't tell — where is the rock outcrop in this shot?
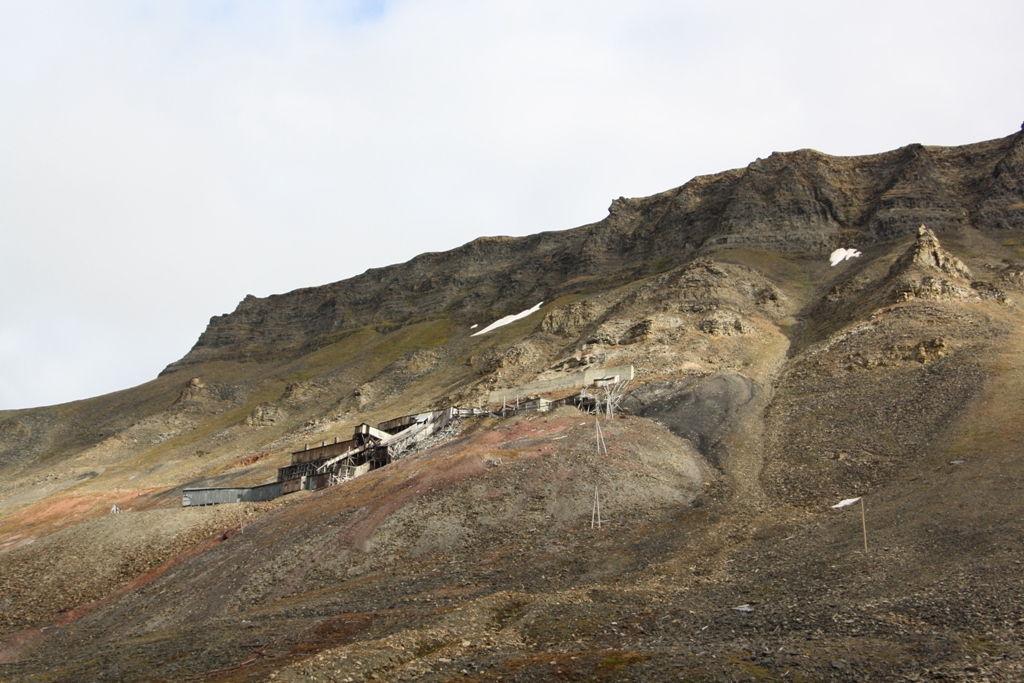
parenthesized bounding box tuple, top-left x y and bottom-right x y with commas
(889, 225, 973, 280)
(887, 225, 977, 302)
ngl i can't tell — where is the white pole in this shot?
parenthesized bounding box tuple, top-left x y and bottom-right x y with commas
(861, 498, 868, 552)
(831, 496, 867, 552)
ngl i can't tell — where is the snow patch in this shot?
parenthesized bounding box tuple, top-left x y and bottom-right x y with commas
(469, 324, 478, 329)
(471, 302, 544, 337)
(830, 248, 862, 267)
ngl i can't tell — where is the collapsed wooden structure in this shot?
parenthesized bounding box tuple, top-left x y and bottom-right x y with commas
(283, 407, 460, 492)
(182, 406, 481, 506)
(182, 367, 631, 507)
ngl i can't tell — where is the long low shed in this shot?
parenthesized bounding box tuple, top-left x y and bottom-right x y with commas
(182, 481, 287, 506)
(291, 437, 359, 465)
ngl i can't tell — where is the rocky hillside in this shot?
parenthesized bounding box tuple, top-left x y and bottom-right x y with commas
(1, 130, 1023, 682)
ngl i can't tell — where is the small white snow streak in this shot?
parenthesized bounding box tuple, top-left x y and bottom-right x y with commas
(471, 302, 543, 337)
(829, 248, 862, 266)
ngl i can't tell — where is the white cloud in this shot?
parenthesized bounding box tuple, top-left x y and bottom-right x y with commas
(2, 0, 1022, 409)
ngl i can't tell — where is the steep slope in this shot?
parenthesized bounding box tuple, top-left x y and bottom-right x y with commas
(1, 130, 1023, 682)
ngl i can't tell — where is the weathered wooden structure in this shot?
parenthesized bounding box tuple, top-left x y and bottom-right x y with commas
(182, 480, 298, 507)
(182, 368, 632, 507)
(182, 407, 458, 506)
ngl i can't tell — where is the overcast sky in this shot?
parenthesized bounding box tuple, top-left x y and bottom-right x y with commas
(1, 0, 1021, 410)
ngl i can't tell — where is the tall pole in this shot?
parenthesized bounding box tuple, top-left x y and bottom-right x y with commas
(595, 416, 607, 455)
(860, 498, 868, 552)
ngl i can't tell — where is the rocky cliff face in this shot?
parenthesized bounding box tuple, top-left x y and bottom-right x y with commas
(165, 131, 1024, 371)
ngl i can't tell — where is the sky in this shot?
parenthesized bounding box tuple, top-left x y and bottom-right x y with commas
(1, 0, 1022, 410)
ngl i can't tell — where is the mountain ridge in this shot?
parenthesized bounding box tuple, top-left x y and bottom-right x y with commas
(164, 131, 1024, 372)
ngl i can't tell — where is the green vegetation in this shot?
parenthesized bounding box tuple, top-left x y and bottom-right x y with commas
(712, 247, 813, 296)
(1002, 234, 1024, 259)
(598, 651, 646, 671)
(371, 317, 453, 361)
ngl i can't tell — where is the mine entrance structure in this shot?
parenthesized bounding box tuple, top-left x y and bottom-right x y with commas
(308, 407, 458, 490)
(182, 366, 634, 506)
(182, 407, 458, 505)
(182, 480, 298, 507)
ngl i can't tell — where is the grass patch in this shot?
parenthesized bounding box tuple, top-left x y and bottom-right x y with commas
(1002, 235, 1024, 259)
(964, 632, 1003, 656)
(458, 416, 502, 436)
(279, 316, 453, 384)
(651, 255, 673, 272)
(709, 247, 814, 295)
(556, 272, 620, 294)
(598, 651, 645, 671)
(297, 327, 377, 370)
(413, 637, 451, 658)
(373, 317, 453, 358)
(542, 291, 589, 310)
(492, 597, 534, 629)
(736, 659, 774, 679)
